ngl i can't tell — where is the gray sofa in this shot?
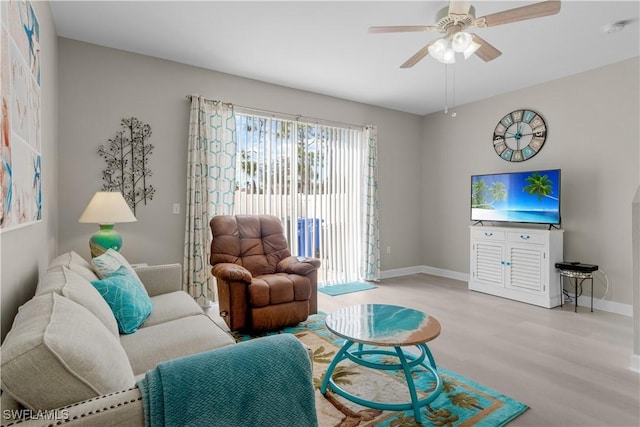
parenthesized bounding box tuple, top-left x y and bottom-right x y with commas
(0, 251, 239, 426)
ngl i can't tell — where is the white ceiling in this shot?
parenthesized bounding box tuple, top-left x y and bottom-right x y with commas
(50, 1, 640, 115)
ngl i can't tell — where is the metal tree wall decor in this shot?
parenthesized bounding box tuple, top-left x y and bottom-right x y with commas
(98, 117, 155, 214)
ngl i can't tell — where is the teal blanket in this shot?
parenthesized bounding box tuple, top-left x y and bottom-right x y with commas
(137, 334, 317, 427)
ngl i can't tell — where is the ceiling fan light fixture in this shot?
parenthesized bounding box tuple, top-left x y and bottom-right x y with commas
(372, 0, 562, 68)
(451, 31, 473, 52)
(442, 47, 456, 64)
(428, 38, 456, 64)
(428, 38, 449, 61)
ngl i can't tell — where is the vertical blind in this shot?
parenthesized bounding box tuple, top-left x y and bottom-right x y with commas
(233, 110, 365, 284)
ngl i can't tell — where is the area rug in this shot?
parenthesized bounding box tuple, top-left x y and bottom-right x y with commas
(234, 314, 528, 427)
(318, 282, 377, 296)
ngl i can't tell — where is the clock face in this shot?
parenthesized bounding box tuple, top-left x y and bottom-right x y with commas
(493, 109, 547, 162)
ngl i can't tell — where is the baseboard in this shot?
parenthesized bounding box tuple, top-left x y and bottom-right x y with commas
(575, 295, 633, 316)
(381, 265, 469, 281)
(421, 265, 470, 282)
(379, 265, 425, 279)
(381, 264, 632, 317)
(630, 354, 640, 373)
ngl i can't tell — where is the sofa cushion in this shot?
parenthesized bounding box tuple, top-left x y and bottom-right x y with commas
(48, 250, 98, 282)
(141, 291, 203, 328)
(0, 293, 135, 410)
(91, 266, 153, 334)
(120, 314, 235, 375)
(35, 266, 119, 337)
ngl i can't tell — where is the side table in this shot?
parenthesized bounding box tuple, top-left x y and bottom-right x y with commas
(556, 263, 598, 312)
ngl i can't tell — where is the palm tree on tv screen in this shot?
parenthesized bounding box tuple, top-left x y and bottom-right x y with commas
(489, 182, 507, 205)
(471, 179, 488, 207)
(523, 173, 558, 200)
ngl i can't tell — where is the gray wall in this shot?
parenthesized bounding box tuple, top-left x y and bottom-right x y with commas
(57, 39, 424, 270)
(422, 58, 640, 306)
(1, 1, 58, 341)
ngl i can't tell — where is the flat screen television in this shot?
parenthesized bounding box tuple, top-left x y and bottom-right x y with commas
(471, 169, 561, 225)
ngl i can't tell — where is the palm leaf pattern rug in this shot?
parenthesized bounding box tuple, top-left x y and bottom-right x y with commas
(234, 314, 528, 427)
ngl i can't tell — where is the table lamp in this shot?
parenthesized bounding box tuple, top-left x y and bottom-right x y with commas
(79, 191, 137, 257)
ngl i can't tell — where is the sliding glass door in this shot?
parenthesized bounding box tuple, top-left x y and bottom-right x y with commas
(233, 111, 366, 284)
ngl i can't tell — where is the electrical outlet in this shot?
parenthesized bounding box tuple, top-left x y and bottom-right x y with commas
(386, 246, 391, 254)
(172, 203, 180, 215)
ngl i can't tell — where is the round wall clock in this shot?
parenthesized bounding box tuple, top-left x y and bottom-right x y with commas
(492, 109, 547, 162)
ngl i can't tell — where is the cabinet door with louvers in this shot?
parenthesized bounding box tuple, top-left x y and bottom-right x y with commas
(472, 241, 505, 287)
(505, 245, 546, 294)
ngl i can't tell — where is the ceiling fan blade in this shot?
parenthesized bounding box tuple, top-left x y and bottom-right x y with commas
(368, 25, 438, 34)
(477, 0, 561, 28)
(400, 43, 433, 68)
(470, 34, 502, 62)
(448, 1, 471, 16)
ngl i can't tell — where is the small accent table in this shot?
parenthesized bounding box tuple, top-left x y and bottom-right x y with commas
(320, 304, 442, 424)
(559, 269, 594, 312)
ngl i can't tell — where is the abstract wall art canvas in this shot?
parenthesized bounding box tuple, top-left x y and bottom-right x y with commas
(1, 0, 42, 231)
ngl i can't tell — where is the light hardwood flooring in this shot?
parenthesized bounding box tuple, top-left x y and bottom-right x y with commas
(317, 274, 640, 427)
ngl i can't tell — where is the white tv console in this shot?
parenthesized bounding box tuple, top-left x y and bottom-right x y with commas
(469, 225, 564, 308)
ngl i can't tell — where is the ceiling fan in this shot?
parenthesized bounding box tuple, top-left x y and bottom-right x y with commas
(369, 0, 561, 67)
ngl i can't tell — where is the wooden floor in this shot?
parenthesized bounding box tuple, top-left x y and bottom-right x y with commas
(317, 274, 640, 427)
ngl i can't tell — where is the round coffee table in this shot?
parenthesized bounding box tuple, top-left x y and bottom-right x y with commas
(320, 304, 442, 424)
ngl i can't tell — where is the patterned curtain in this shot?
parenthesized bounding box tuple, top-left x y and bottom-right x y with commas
(362, 126, 380, 281)
(183, 96, 237, 305)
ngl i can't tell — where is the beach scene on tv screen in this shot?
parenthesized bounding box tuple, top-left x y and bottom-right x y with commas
(471, 170, 560, 224)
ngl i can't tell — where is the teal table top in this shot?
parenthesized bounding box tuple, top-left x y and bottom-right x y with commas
(325, 304, 440, 346)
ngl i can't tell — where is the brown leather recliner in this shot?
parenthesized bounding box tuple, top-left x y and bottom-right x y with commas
(209, 214, 320, 331)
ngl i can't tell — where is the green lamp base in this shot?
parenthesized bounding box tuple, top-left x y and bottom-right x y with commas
(89, 224, 123, 258)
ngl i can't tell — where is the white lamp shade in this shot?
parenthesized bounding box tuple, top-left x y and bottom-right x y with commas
(451, 32, 473, 53)
(442, 48, 456, 64)
(78, 192, 137, 224)
(429, 38, 456, 64)
(428, 38, 448, 61)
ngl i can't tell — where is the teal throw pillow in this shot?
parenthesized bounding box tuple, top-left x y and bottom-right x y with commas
(91, 265, 153, 334)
